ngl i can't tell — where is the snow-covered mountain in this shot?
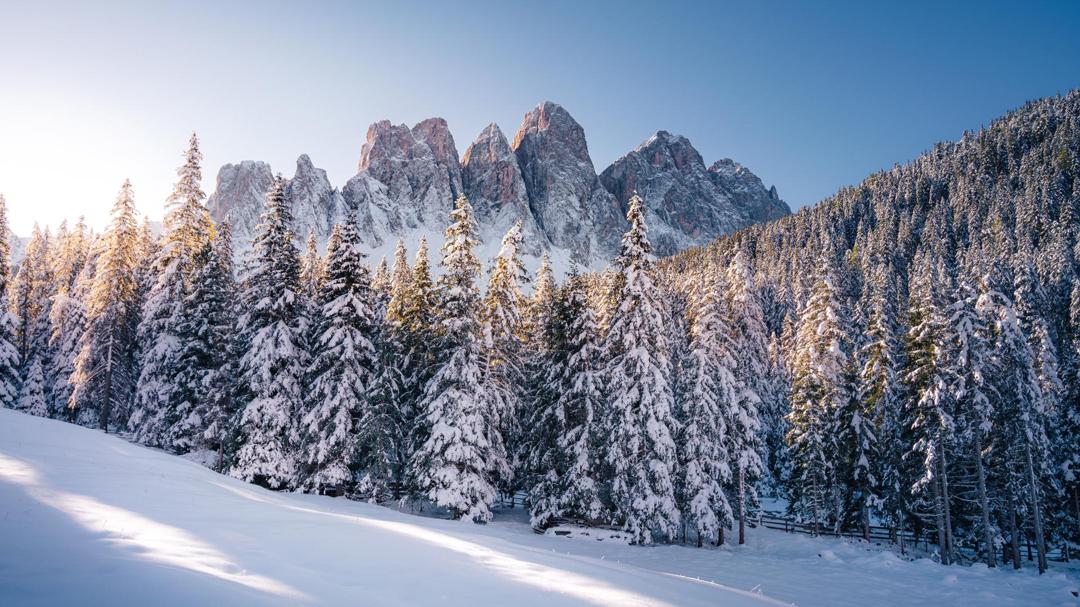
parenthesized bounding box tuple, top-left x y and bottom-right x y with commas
(206, 102, 789, 273)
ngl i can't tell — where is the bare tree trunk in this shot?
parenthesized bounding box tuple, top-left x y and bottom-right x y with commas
(810, 476, 820, 536)
(718, 525, 725, 546)
(974, 431, 995, 567)
(1008, 495, 1021, 570)
(1023, 444, 1047, 574)
(738, 467, 747, 545)
(932, 477, 948, 564)
(938, 444, 954, 566)
(98, 334, 116, 432)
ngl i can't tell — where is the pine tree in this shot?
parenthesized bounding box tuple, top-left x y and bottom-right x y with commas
(46, 217, 90, 415)
(131, 134, 214, 445)
(527, 272, 605, 528)
(603, 194, 680, 544)
(483, 221, 528, 494)
(0, 195, 21, 408)
(230, 176, 305, 489)
(905, 258, 957, 564)
(299, 218, 378, 494)
(725, 248, 766, 544)
(69, 181, 141, 430)
(394, 237, 438, 498)
(947, 277, 997, 566)
(409, 195, 505, 522)
(165, 220, 238, 455)
(11, 225, 53, 394)
(786, 256, 851, 534)
(18, 358, 47, 417)
(678, 272, 735, 546)
(857, 263, 907, 538)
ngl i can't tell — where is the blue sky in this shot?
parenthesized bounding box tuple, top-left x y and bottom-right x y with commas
(1, 0, 1079, 234)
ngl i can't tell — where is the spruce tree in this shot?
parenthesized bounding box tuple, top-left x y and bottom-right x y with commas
(69, 181, 141, 430)
(527, 272, 605, 528)
(0, 195, 21, 408)
(483, 221, 528, 494)
(678, 271, 735, 546)
(725, 248, 766, 544)
(409, 195, 506, 522)
(299, 218, 378, 494)
(603, 194, 680, 544)
(131, 134, 214, 445)
(230, 176, 305, 489)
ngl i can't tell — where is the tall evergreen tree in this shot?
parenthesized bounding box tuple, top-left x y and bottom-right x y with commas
(299, 218, 378, 494)
(131, 134, 214, 444)
(409, 195, 506, 522)
(603, 194, 680, 544)
(69, 181, 141, 430)
(0, 195, 21, 408)
(678, 271, 735, 545)
(230, 176, 305, 489)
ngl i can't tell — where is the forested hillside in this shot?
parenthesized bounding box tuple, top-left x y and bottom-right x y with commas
(664, 89, 1080, 570)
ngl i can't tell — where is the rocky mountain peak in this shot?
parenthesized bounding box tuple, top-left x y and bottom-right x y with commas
(411, 117, 462, 198)
(512, 101, 624, 263)
(206, 160, 274, 242)
(462, 122, 542, 256)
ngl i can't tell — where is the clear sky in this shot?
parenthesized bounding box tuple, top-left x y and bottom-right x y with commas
(2, 0, 1079, 235)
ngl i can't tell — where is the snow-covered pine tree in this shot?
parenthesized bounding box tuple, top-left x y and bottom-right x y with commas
(724, 247, 766, 544)
(393, 237, 438, 499)
(946, 275, 998, 566)
(785, 254, 851, 535)
(197, 220, 238, 472)
(0, 195, 21, 408)
(131, 134, 214, 445)
(46, 217, 91, 415)
(11, 225, 53, 396)
(603, 193, 680, 544)
(409, 194, 506, 522)
(68, 181, 141, 430)
(857, 261, 907, 540)
(165, 219, 238, 456)
(230, 176, 305, 490)
(527, 271, 605, 528)
(17, 358, 47, 417)
(299, 217, 378, 495)
(678, 270, 735, 546)
(483, 221, 528, 494)
(300, 229, 324, 300)
(905, 257, 957, 564)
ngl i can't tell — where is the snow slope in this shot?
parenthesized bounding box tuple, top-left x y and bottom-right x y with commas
(0, 408, 1076, 607)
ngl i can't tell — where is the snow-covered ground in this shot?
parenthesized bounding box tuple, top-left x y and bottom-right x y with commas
(0, 408, 1076, 606)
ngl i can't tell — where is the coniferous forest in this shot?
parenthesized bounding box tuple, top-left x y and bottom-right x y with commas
(3, 90, 1080, 575)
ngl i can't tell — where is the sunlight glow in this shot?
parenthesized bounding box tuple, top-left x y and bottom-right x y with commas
(0, 454, 308, 602)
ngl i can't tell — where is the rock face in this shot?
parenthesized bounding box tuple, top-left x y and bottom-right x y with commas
(285, 154, 348, 242)
(461, 123, 543, 256)
(206, 160, 274, 240)
(706, 158, 789, 224)
(207, 101, 789, 272)
(599, 131, 790, 256)
(512, 102, 625, 263)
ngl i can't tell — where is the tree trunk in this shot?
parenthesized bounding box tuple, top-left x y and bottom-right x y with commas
(1023, 444, 1047, 574)
(932, 477, 948, 564)
(810, 476, 820, 536)
(738, 467, 747, 545)
(718, 525, 725, 546)
(973, 431, 995, 567)
(1008, 495, 1021, 570)
(98, 333, 116, 432)
(938, 444, 954, 566)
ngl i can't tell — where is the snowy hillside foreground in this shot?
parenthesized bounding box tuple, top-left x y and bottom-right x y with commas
(0, 410, 1075, 607)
